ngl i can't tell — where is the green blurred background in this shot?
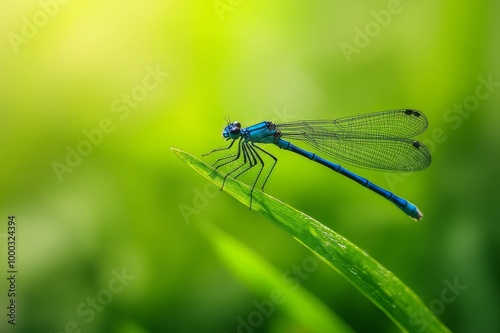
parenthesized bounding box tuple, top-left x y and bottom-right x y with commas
(1, 0, 499, 332)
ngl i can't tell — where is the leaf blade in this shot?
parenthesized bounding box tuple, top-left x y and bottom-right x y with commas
(171, 147, 450, 333)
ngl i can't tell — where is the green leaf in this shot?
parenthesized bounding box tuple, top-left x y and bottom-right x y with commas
(171, 147, 451, 333)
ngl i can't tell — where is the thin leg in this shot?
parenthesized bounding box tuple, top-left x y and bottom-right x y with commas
(220, 140, 251, 189)
(252, 143, 278, 192)
(202, 140, 235, 157)
(213, 139, 242, 170)
(245, 143, 266, 209)
(233, 143, 258, 180)
(230, 143, 261, 208)
(203, 140, 269, 210)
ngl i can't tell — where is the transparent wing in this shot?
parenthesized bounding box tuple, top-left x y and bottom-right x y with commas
(278, 109, 428, 138)
(277, 109, 431, 172)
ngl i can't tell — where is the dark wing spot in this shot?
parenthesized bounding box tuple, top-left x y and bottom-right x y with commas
(404, 109, 421, 117)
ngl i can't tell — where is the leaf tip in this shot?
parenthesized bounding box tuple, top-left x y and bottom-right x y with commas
(170, 147, 183, 158)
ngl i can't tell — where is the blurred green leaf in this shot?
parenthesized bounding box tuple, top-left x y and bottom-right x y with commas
(199, 220, 355, 333)
(172, 147, 451, 333)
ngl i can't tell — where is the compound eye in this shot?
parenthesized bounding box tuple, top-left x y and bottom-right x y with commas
(230, 127, 240, 135)
(233, 121, 241, 128)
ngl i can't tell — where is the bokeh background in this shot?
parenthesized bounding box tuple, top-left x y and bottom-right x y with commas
(1, 1, 499, 332)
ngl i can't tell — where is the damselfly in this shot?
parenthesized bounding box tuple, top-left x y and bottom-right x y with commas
(204, 109, 431, 220)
